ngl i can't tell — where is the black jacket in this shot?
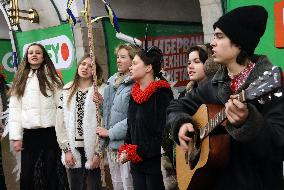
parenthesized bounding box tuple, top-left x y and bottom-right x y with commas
(125, 87, 173, 174)
(167, 55, 284, 190)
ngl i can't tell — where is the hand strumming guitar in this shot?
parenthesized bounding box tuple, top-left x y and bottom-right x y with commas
(178, 123, 195, 152)
(225, 95, 249, 126)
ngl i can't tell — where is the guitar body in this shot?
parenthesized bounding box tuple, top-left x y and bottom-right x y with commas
(176, 104, 230, 190)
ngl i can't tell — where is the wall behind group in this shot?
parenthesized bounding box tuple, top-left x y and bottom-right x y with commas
(103, 19, 203, 87)
(226, 0, 284, 69)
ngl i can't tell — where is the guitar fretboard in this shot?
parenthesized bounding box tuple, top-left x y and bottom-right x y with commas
(200, 92, 244, 139)
(200, 108, 226, 139)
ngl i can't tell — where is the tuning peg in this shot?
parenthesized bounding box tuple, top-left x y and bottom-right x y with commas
(258, 98, 265, 104)
(273, 73, 279, 78)
(263, 71, 272, 76)
(258, 76, 264, 81)
(274, 90, 283, 97)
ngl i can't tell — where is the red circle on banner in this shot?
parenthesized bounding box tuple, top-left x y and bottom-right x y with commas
(61, 43, 69, 61)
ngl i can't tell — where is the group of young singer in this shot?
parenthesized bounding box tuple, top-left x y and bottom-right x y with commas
(4, 4, 284, 190)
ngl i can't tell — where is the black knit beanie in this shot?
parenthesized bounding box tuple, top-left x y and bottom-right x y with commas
(213, 5, 268, 56)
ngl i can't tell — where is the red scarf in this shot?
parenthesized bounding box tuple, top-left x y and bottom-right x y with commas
(131, 80, 171, 104)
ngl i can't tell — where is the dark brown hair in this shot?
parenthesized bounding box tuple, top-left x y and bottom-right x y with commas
(10, 43, 63, 98)
(236, 49, 250, 65)
(136, 46, 163, 78)
(188, 44, 212, 64)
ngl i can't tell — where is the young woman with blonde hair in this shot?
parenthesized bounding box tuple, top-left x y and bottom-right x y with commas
(55, 54, 105, 190)
(97, 44, 138, 190)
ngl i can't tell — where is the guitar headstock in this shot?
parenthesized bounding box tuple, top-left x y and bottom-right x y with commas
(244, 66, 283, 102)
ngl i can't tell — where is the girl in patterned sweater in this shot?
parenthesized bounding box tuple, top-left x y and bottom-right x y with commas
(55, 55, 105, 190)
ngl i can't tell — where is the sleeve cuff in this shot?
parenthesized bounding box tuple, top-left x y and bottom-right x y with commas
(169, 113, 193, 144)
(119, 144, 143, 163)
(226, 103, 264, 142)
(61, 142, 71, 153)
(108, 129, 114, 140)
(63, 147, 71, 153)
(9, 126, 23, 140)
(9, 136, 23, 141)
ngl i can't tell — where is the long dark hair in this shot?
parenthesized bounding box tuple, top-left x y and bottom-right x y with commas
(236, 49, 250, 65)
(229, 41, 250, 65)
(10, 43, 63, 98)
(0, 75, 8, 112)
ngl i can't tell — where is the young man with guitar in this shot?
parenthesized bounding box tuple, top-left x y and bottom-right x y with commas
(167, 5, 284, 190)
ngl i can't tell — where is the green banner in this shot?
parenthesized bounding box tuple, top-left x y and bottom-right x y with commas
(0, 39, 14, 83)
(103, 19, 203, 87)
(15, 24, 77, 83)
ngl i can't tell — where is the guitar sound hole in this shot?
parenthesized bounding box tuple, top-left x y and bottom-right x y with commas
(195, 130, 201, 150)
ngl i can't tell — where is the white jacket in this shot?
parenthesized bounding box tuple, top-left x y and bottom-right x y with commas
(9, 71, 61, 140)
(55, 82, 105, 169)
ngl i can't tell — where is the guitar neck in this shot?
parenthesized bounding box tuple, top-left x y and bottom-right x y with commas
(200, 91, 245, 139)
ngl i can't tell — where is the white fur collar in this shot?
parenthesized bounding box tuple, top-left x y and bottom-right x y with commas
(61, 85, 98, 169)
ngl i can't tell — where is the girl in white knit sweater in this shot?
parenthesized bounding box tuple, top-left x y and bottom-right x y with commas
(55, 54, 105, 190)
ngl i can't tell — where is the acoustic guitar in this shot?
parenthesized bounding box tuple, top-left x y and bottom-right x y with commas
(175, 67, 283, 190)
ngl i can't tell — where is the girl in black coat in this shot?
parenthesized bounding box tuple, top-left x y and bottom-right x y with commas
(119, 47, 173, 190)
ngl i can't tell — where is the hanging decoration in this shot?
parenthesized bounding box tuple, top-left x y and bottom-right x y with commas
(84, 0, 106, 186)
(66, 0, 142, 46)
(66, 0, 77, 25)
